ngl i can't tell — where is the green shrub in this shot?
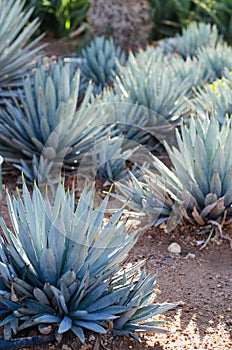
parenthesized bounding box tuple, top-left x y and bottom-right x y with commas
(26, 0, 90, 39)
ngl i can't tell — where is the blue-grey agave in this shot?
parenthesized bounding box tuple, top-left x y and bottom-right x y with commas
(113, 49, 190, 135)
(191, 77, 232, 125)
(196, 41, 232, 80)
(80, 36, 126, 94)
(0, 0, 44, 97)
(0, 61, 108, 183)
(116, 115, 232, 245)
(159, 22, 220, 59)
(0, 181, 178, 341)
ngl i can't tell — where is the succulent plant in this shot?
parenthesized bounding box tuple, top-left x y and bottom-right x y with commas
(196, 41, 232, 80)
(0, 181, 177, 341)
(169, 55, 210, 94)
(0, 0, 44, 97)
(113, 49, 190, 137)
(159, 22, 220, 59)
(116, 115, 232, 245)
(0, 61, 108, 183)
(89, 135, 136, 183)
(191, 77, 232, 125)
(94, 90, 151, 145)
(80, 36, 126, 94)
(115, 171, 174, 227)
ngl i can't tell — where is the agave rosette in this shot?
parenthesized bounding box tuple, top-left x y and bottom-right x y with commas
(0, 181, 177, 341)
(0, 61, 110, 182)
(80, 36, 126, 94)
(114, 49, 190, 135)
(0, 0, 44, 96)
(151, 115, 232, 229)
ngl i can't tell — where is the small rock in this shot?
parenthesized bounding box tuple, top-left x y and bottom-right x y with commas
(62, 345, 71, 350)
(185, 253, 196, 259)
(167, 242, 181, 254)
(89, 335, 95, 342)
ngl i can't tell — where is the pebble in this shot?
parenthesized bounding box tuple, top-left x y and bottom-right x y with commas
(167, 242, 181, 254)
(185, 253, 196, 259)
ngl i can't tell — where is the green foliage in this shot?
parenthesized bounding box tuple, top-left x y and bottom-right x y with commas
(196, 0, 232, 44)
(26, 0, 89, 38)
(0, 181, 177, 341)
(80, 36, 125, 94)
(0, 0, 44, 94)
(148, 0, 181, 40)
(0, 61, 107, 183)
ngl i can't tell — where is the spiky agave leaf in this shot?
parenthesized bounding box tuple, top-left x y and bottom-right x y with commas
(0, 181, 177, 341)
(141, 115, 232, 234)
(191, 77, 232, 125)
(0, 60, 109, 183)
(93, 90, 151, 145)
(169, 55, 210, 94)
(114, 170, 177, 228)
(159, 22, 220, 59)
(113, 49, 190, 136)
(196, 41, 232, 80)
(112, 268, 179, 341)
(80, 36, 126, 94)
(0, 0, 44, 94)
(89, 134, 137, 183)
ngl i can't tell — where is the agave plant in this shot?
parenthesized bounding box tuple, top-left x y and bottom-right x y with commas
(191, 78, 232, 125)
(115, 171, 174, 228)
(0, 0, 44, 97)
(169, 55, 210, 94)
(0, 181, 177, 341)
(80, 36, 126, 94)
(89, 135, 136, 183)
(113, 49, 190, 137)
(196, 41, 232, 80)
(93, 90, 151, 145)
(0, 61, 109, 183)
(116, 115, 232, 245)
(159, 22, 220, 59)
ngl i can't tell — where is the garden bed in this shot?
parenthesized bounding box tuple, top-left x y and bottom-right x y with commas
(0, 174, 231, 350)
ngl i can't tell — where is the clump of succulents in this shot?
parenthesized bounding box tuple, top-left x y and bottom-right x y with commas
(115, 171, 175, 228)
(80, 36, 126, 94)
(170, 55, 210, 94)
(93, 90, 151, 145)
(0, 181, 177, 341)
(113, 49, 190, 136)
(196, 41, 232, 80)
(191, 77, 232, 125)
(89, 135, 137, 183)
(0, 0, 44, 98)
(159, 22, 220, 59)
(0, 61, 108, 183)
(117, 115, 232, 246)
